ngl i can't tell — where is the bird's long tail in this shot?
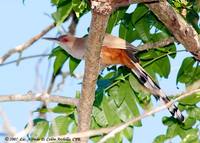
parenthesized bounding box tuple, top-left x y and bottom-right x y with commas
(128, 60, 184, 122)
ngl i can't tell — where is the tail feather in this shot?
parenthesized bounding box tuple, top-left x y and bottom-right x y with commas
(130, 62, 184, 122)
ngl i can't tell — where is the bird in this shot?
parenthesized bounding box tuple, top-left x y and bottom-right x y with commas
(43, 33, 184, 122)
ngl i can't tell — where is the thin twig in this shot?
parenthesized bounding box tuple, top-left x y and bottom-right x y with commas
(0, 54, 49, 67)
(0, 23, 55, 64)
(0, 92, 79, 106)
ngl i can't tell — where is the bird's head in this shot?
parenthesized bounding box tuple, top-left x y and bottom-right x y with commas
(43, 34, 75, 49)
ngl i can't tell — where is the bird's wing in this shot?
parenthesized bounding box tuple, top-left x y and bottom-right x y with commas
(103, 34, 138, 52)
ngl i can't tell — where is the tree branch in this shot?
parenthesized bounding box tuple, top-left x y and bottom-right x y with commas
(137, 37, 175, 51)
(0, 93, 79, 106)
(146, 1, 200, 60)
(113, 0, 159, 9)
(0, 23, 55, 64)
(77, 1, 111, 142)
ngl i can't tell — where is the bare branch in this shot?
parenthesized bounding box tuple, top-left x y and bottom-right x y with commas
(146, 1, 200, 60)
(53, 72, 69, 93)
(138, 37, 175, 51)
(0, 92, 79, 106)
(0, 23, 55, 64)
(50, 88, 200, 142)
(0, 54, 49, 67)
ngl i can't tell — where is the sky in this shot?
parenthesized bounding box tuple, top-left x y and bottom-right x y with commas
(0, 0, 189, 143)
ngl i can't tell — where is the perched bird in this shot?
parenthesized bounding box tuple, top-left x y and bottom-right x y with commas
(44, 33, 184, 122)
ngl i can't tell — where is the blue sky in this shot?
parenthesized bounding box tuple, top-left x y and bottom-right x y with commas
(0, 0, 189, 142)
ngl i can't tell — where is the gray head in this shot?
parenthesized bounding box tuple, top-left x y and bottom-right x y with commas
(43, 34, 84, 59)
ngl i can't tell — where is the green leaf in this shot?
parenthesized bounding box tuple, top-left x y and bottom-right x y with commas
(119, 24, 139, 43)
(90, 118, 102, 142)
(106, 8, 126, 33)
(187, 106, 200, 120)
(166, 123, 179, 138)
(49, 46, 70, 75)
(52, 0, 73, 25)
(101, 97, 122, 142)
(123, 89, 142, 126)
(102, 97, 121, 126)
(181, 117, 196, 130)
(54, 53, 69, 75)
(94, 90, 104, 107)
(179, 92, 200, 105)
(69, 56, 81, 74)
(147, 13, 170, 34)
(131, 4, 149, 25)
(129, 74, 152, 110)
(181, 129, 200, 143)
(167, 44, 177, 59)
(187, 10, 200, 33)
(108, 85, 124, 106)
(31, 119, 49, 139)
(157, 54, 170, 78)
(49, 116, 71, 136)
(110, 80, 142, 126)
(123, 127, 133, 142)
(150, 32, 170, 41)
(135, 16, 151, 42)
(176, 57, 196, 84)
(153, 135, 167, 143)
(52, 104, 75, 115)
(140, 49, 171, 78)
(162, 116, 178, 126)
(72, 0, 88, 17)
(51, 0, 60, 5)
(92, 106, 108, 127)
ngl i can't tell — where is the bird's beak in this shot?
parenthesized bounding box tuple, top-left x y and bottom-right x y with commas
(43, 37, 59, 42)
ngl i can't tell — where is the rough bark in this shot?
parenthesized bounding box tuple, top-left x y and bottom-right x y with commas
(77, 11, 110, 142)
(146, 1, 200, 60)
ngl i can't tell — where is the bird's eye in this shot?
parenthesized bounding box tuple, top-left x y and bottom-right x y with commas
(61, 37, 68, 42)
(59, 36, 69, 43)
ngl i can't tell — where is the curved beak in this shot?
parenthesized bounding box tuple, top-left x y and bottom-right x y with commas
(43, 37, 59, 42)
